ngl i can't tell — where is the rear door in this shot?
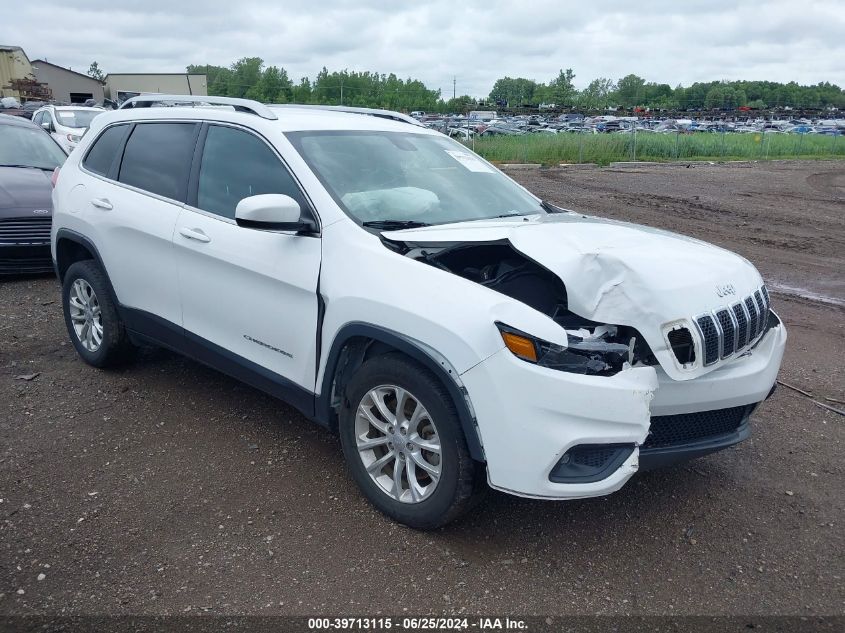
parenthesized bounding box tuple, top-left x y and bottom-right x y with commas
(174, 123, 322, 396)
(80, 121, 200, 331)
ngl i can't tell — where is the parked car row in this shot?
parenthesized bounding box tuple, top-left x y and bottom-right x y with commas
(1, 98, 107, 146)
(422, 112, 845, 137)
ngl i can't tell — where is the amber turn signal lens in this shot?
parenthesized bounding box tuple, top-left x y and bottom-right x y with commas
(501, 331, 538, 362)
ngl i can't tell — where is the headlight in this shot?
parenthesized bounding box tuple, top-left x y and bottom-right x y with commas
(496, 322, 646, 376)
(66, 134, 82, 143)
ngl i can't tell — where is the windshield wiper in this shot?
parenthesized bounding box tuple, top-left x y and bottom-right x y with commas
(0, 164, 55, 171)
(362, 219, 430, 230)
(540, 200, 564, 213)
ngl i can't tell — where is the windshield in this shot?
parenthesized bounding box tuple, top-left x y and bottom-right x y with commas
(287, 130, 545, 226)
(54, 109, 102, 129)
(0, 124, 67, 170)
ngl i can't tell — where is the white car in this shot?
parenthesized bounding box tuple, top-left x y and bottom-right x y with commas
(50, 95, 786, 528)
(32, 105, 105, 153)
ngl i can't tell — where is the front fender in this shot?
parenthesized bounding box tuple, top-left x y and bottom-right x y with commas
(316, 322, 486, 461)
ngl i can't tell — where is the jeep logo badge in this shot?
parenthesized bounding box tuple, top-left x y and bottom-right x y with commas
(716, 283, 736, 297)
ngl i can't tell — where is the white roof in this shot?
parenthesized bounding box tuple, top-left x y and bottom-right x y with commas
(91, 103, 438, 135)
(42, 105, 106, 112)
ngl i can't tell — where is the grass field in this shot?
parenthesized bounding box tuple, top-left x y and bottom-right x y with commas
(463, 131, 845, 165)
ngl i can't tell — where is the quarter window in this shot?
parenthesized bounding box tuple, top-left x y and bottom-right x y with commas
(197, 125, 307, 220)
(82, 125, 128, 177)
(118, 123, 198, 202)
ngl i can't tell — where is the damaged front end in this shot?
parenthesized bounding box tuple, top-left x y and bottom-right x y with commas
(376, 218, 779, 498)
(386, 239, 657, 376)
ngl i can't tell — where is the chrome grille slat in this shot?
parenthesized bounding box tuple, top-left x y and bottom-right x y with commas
(715, 309, 736, 358)
(0, 217, 52, 244)
(744, 296, 759, 339)
(0, 218, 52, 226)
(753, 290, 766, 336)
(732, 302, 749, 348)
(695, 315, 720, 366)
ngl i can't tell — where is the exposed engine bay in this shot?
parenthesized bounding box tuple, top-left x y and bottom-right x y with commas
(386, 239, 657, 375)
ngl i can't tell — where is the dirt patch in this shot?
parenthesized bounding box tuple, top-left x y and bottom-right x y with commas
(514, 161, 845, 301)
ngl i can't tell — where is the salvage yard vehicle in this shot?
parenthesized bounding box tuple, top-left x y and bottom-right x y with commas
(50, 95, 786, 528)
(31, 105, 105, 153)
(0, 114, 66, 274)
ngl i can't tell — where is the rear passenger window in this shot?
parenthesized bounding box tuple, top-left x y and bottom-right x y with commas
(118, 123, 198, 201)
(197, 125, 307, 220)
(83, 125, 128, 177)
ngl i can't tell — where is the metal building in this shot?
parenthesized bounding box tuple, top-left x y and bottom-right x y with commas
(0, 45, 34, 100)
(31, 60, 105, 104)
(104, 74, 207, 103)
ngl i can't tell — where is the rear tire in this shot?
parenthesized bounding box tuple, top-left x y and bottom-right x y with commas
(339, 353, 478, 529)
(62, 260, 136, 368)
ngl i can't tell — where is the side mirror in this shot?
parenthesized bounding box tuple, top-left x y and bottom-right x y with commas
(41, 121, 52, 132)
(235, 194, 317, 233)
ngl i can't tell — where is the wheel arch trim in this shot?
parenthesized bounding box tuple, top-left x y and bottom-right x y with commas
(54, 229, 121, 309)
(316, 322, 485, 461)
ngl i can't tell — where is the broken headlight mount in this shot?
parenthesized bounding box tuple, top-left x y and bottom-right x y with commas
(496, 322, 654, 376)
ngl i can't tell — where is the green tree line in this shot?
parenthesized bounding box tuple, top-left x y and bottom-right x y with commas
(188, 58, 446, 112)
(489, 72, 845, 111)
(187, 58, 845, 112)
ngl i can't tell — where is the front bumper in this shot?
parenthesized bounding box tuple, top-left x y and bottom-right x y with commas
(639, 408, 753, 471)
(0, 243, 53, 275)
(461, 321, 786, 499)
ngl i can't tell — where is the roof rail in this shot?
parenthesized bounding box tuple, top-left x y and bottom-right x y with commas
(270, 104, 422, 127)
(118, 94, 278, 120)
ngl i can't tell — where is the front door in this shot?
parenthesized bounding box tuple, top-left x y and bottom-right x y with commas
(174, 123, 322, 396)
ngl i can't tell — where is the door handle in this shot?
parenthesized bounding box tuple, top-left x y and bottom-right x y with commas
(178, 227, 211, 243)
(91, 198, 113, 210)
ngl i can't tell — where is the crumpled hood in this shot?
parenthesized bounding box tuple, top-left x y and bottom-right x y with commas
(384, 212, 764, 377)
(0, 167, 53, 216)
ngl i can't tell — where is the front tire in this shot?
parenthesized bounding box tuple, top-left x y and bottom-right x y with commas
(62, 260, 136, 368)
(339, 353, 478, 529)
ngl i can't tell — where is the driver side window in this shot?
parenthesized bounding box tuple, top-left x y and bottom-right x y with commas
(197, 125, 308, 220)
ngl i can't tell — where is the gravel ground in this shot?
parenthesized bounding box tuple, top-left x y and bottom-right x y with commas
(1, 161, 843, 617)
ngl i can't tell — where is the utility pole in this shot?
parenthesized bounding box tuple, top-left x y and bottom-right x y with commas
(453, 76, 456, 100)
(340, 78, 344, 105)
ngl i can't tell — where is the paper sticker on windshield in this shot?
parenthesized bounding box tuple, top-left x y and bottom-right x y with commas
(444, 150, 494, 173)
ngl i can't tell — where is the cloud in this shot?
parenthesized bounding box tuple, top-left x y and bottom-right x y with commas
(2, 0, 842, 97)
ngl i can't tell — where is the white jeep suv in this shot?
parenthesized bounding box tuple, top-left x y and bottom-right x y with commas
(50, 95, 786, 528)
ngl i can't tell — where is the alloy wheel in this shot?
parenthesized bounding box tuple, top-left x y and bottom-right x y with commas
(355, 384, 442, 503)
(68, 278, 103, 352)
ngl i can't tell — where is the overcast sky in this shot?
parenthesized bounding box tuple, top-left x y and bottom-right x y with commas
(3, 0, 843, 97)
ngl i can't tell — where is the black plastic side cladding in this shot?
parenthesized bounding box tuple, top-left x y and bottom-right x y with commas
(316, 323, 486, 462)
